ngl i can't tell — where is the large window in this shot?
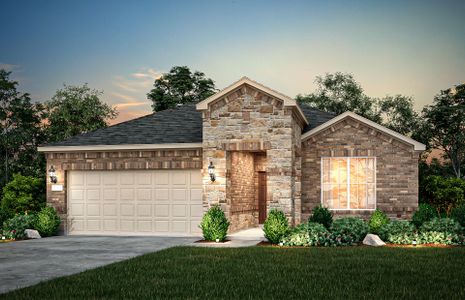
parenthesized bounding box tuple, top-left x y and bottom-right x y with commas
(321, 157, 376, 210)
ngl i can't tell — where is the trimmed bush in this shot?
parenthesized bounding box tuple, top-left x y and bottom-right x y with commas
(368, 209, 389, 234)
(420, 218, 462, 235)
(307, 222, 331, 246)
(451, 205, 465, 227)
(282, 224, 309, 247)
(412, 203, 436, 228)
(2, 213, 36, 240)
(329, 217, 369, 246)
(1, 174, 45, 215)
(34, 206, 61, 237)
(199, 205, 230, 242)
(309, 205, 333, 229)
(378, 221, 416, 244)
(263, 209, 289, 244)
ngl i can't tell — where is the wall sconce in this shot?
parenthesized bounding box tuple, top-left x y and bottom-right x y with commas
(208, 161, 216, 182)
(48, 166, 57, 184)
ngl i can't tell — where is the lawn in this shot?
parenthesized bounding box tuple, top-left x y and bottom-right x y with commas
(2, 246, 465, 299)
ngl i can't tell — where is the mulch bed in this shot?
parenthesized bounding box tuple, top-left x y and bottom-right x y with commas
(194, 239, 231, 244)
(257, 241, 457, 248)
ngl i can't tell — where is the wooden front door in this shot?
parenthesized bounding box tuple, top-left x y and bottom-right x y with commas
(258, 172, 267, 224)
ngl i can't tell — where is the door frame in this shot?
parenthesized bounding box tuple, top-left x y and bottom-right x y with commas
(258, 171, 267, 224)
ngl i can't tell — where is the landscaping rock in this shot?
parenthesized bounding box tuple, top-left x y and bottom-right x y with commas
(363, 234, 385, 246)
(25, 229, 41, 239)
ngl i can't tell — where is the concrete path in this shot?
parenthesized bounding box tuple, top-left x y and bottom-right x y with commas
(0, 235, 196, 294)
(190, 227, 265, 248)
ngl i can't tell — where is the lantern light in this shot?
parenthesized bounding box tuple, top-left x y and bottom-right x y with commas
(208, 161, 216, 182)
(48, 166, 57, 184)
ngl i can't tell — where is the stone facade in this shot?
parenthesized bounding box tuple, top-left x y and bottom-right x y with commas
(45, 149, 202, 231)
(200, 83, 305, 230)
(301, 117, 421, 221)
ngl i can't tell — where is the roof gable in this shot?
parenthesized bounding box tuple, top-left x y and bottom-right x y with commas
(196, 77, 308, 125)
(301, 111, 426, 151)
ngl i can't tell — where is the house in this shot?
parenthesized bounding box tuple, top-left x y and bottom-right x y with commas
(38, 77, 425, 235)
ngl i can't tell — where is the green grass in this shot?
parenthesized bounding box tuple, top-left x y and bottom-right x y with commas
(3, 246, 465, 299)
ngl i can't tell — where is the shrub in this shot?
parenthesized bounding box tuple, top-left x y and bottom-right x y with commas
(417, 231, 458, 245)
(307, 222, 331, 246)
(412, 203, 436, 228)
(378, 221, 416, 244)
(1, 174, 45, 215)
(199, 205, 230, 242)
(34, 206, 61, 237)
(0, 208, 12, 230)
(329, 217, 369, 246)
(309, 205, 333, 229)
(263, 209, 289, 244)
(451, 205, 465, 227)
(420, 218, 463, 235)
(2, 213, 36, 240)
(422, 175, 465, 216)
(368, 209, 389, 234)
(282, 224, 309, 247)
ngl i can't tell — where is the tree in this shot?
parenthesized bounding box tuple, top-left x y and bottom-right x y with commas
(45, 84, 117, 142)
(297, 72, 421, 137)
(296, 72, 381, 122)
(147, 66, 217, 111)
(421, 84, 465, 178)
(0, 70, 45, 190)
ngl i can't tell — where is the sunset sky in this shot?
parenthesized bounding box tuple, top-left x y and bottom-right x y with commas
(2, 0, 464, 124)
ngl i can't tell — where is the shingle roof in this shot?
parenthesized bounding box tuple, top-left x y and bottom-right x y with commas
(43, 103, 335, 147)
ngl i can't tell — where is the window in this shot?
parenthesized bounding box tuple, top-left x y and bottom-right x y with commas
(321, 157, 376, 210)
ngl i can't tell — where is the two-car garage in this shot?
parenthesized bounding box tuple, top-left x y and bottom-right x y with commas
(67, 169, 203, 236)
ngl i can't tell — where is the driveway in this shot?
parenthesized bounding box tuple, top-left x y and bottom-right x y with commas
(0, 235, 197, 294)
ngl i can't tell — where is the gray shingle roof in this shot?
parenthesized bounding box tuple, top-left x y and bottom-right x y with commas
(44, 103, 335, 147)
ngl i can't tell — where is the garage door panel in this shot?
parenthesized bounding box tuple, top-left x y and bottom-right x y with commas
(68, 170, 202, 236)
(120, 204, 134, 216)
(103, 204, 117, 216)
(155, 204, 169, 217)
(137, 204, 152, 217)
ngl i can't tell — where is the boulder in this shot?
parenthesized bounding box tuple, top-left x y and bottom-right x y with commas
(25, 229, 41, 239)
(363, 234, 385, 246)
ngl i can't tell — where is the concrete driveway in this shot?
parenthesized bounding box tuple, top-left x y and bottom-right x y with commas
(0, 235, 197, 294)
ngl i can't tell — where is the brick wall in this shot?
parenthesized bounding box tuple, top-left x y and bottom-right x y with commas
(301, 117, 420, 221)
(45, 148, 202, 231)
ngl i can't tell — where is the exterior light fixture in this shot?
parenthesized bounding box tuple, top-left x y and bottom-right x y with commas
(208, 161, 216, 182)
(412, 239, 417, 247)
(48, 166, 57, 184)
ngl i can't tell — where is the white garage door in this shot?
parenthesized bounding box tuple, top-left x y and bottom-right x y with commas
(67, 170, 203, 236)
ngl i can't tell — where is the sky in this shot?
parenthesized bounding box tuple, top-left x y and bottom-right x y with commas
(1, 0, 464, 124)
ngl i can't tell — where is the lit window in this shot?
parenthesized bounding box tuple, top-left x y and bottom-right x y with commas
(322, 157, 376, 210)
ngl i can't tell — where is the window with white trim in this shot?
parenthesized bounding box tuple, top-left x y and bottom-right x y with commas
(321, 157, 376, 210)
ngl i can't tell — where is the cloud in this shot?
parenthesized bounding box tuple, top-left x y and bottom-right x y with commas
(0, 62, 21, 72)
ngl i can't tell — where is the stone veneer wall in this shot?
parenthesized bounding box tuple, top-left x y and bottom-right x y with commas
(228, 152, 257, 231)
(45, 149, 202, 231)
(301, 117, 420, 221)
(200, 84, 304, 230)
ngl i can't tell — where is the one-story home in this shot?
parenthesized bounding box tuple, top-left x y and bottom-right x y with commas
(39, 77, 425, 235)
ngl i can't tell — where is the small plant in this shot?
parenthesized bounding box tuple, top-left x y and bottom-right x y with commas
(329, 217, 369, 246)
(451, 205, 465, 227)
(281, 224, 309, 247)
(412, 203, 436, 228)
(307, 222, 331, 246)
(34, 206, 61, 237)
(2, 213, 36, 240)
(309, 205, 333, 229)
(378, 221, 416, 244)
(263, 209, 289, 244)
(368, 209, 389, 234)
(199, 205, 230, 242)
(420, 218, 463, 235)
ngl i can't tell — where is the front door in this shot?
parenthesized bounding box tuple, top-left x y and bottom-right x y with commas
(258, 172, 267, 224)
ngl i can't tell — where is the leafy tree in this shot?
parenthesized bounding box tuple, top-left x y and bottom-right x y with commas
(147, 66, 217, 111)
(296, 72, 380, 122)
(0, 70, 45, 190)
(421, 84, 465, 178)
(45, 84, 117, 142)
(1, 173, 45, 215)
(421, 175, 465, 216)
(296, 72, 421, 137)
